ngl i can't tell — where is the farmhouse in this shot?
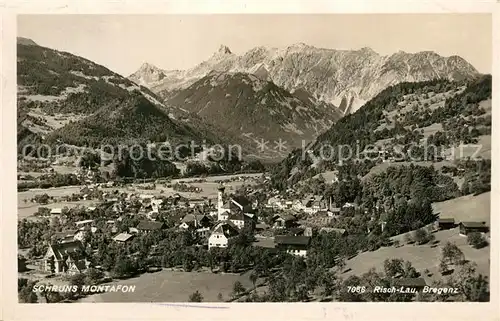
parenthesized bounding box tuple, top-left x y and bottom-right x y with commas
(459, 221, 489, 236)
(274, 235, 311, 257)
(272, 214, 297, 229)
(43, 241, 90, 275)
(208, 222, 240, 249)
(436, 218, 456, 230)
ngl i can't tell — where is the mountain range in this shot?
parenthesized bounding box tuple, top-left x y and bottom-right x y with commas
(17, 37, 482, 163)
(16, 38, 221, 152)
(129, 43, 480, 114)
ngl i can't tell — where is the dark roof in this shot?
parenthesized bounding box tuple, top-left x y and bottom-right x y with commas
(460, 221, 487, 228)
(212, 222, 240, 238)
(227, 210, 245, 221)
(231, 195, 251, 207)
(438, 218, 456, 223)
(137, 220, 165, 231)
(393, 278, 427, 288)
(289, 227, 305, 235)
(49, 241, 85, 260)
(274, 235, 311, 246)
(275, 214, 296, 222)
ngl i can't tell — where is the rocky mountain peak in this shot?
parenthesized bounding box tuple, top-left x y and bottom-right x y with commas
(217, 45, 232, 55)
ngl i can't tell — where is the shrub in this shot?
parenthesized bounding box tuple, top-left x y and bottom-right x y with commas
(467, 232, 487, 249)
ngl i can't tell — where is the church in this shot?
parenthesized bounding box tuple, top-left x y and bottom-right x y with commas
(216, 186, 256, 230)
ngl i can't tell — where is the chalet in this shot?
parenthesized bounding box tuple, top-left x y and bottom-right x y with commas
(272, 214, 297, 229)
(208, 222, 240, 250)
(274, 235, 311, 257)
(113, 233, 135, 243)
(436, 218, 456, 230)
(43, 241, 90, 275)
(459, 221, 489, 236)
(137, 220, 165, 233)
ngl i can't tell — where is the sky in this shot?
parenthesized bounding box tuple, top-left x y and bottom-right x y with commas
(17, 14, 492, 76)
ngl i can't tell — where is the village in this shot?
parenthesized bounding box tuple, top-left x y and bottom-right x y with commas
(17, 158, 491, 303)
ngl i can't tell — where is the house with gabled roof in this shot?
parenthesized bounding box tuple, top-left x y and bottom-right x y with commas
(43, 240, 90, 275)
(459, 221, 489, 236)
(272, 213, 297, 229)
(227, 210, 256, 230)
(274, 235, 311, 257)
(179, 213, 212, 230)
(208, 221, 240, 250)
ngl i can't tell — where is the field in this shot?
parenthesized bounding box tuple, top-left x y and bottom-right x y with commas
(18, 185, 93, 220)
(343, 228, 490, 283)
(432, 191, 490, 225)
(342, 192, 490, 281)
(77, 270, 254, 302)
(100, 173, 262, 200)
(443, 135, 491, 160)
(17, 173, 262, 220)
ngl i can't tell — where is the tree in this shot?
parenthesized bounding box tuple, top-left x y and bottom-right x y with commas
(188, 290, 203, 302)
(383, 259, 404, 278)
(18, 279, 38, 303)
(439, 260, 449, 275)
(232, 281, 246, 298)
(249, 272, 258, 290)
(467, 232, 487, 249)
(413, 228, 429, 244)
(442, 242, 465, 265)
(454, 262, 489, 301)
(85, 268, 104, 285)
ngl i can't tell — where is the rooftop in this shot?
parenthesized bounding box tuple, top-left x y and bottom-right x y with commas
(137, 220, 165, 231)
(274, 235, 311, 246)
(460, 221, 487, 228)
(113, 233, 134, 242)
